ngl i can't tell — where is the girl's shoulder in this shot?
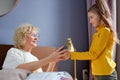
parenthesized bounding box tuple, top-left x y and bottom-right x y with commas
(99, 27, 111, 35)
(101, 26, 110, 32)
(104, 27, 110, 31)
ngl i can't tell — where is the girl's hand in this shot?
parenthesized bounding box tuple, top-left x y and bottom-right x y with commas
(48, 46, 70, 62)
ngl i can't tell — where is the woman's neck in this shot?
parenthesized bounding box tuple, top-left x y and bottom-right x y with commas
(23, 46, 33, 52)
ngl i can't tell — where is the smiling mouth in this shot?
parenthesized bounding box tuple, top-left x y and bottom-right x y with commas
(32, 40, 37, 43)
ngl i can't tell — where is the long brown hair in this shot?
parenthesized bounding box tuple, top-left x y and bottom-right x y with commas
(88, 0, 119, 44)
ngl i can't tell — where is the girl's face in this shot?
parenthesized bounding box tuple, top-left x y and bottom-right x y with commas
(88, 11, 101, 28)
(25, 30, 38, 49)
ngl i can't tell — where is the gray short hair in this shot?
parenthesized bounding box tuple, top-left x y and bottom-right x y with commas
(14, 23, 39, 49)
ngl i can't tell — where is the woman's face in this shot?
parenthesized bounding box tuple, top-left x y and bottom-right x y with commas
(88, 11, 101, 28)
(25, 30, 38, 49)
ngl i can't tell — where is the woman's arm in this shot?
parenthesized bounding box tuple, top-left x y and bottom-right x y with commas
(46, 62, 56, 72)
(17, 47, 70, 72)
(16, 56, 54, 71)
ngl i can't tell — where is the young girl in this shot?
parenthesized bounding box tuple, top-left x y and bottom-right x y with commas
(70, 0, 119, 80)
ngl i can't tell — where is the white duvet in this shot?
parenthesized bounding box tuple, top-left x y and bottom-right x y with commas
(26, 72, 73, 80)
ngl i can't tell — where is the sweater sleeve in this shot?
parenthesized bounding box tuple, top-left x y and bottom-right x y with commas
(70, 28, 111, 60)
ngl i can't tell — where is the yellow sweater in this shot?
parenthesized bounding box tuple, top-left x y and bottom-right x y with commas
(70, 24, 116, 75)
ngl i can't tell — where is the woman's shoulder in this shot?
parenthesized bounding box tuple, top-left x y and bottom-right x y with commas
(3, 47, 25, 61)
(7, 47, 24, 56)
(8, 47, 22, 52)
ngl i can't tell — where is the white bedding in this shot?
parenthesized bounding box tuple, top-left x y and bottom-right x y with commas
(0, 68, 31, 80)
(26, 71, 73, 80)
(0, 69, 73, 80)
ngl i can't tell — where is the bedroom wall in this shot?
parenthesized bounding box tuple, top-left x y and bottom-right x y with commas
(0, 0, 89, 79)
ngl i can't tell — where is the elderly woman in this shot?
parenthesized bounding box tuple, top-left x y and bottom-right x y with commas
(2, 23, 70, 72)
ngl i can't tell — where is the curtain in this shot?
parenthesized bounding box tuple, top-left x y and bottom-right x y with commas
(86, 0, 116, 80)
(116, 0, 120, 79)
(86, 0, 96, 46)
(86, 0, 95, 80)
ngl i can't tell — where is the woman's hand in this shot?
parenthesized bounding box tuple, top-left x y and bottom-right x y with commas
(48, 46, 70, 63)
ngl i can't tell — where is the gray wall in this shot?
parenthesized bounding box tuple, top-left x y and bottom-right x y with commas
(0, 0, 89, 80)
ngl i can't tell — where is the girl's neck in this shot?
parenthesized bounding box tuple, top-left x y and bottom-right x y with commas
(96, 20, 104, 28)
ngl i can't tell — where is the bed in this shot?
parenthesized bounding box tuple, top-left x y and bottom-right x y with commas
(0, 44, 73, 80)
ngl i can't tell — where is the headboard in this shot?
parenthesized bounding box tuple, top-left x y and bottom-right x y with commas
(0, 44, 57, 71)
(0, 44, 13, 70)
